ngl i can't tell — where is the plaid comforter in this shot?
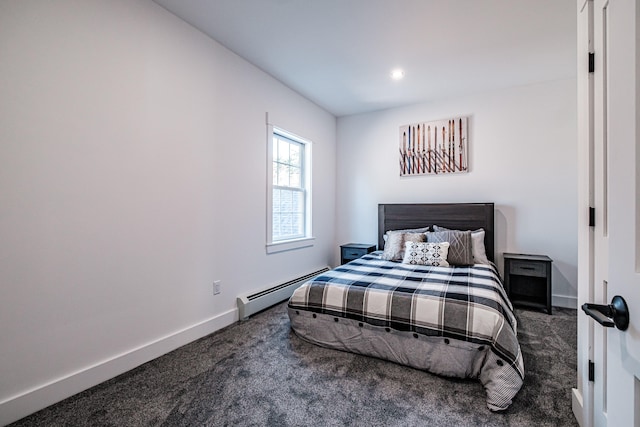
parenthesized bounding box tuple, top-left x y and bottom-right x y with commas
(288, 252, 524, 410)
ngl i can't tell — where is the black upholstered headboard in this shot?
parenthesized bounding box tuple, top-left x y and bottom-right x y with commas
(378, 203, 495, 262)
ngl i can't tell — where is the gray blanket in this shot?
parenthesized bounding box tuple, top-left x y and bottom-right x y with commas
(288, 252, 524, 410)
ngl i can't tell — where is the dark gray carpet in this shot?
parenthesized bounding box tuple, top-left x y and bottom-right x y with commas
(10, 303, 578, 426)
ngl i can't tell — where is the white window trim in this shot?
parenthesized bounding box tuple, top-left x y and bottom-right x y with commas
(266, 119, 313, 254)
(266, 236, 315, 254)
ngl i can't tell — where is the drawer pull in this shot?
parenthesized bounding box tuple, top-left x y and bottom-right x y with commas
(510, 261, 546, 277)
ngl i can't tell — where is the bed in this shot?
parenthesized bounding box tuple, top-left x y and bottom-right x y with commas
(287, 203, 524, 411)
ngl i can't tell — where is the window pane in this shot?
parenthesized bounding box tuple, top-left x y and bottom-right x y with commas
(272, 214, 280, 237)
(277, 164, 290, 186)
(292, 190, 304, 213)
(281, 189, 292, 212)
(273, 189, 281, 212)
(280, 214, 292, 237)
(294, 213, 304, 235)
(278, 139, 290, 163)
(290, 143, 301, 167)
(290, 165, 301, 188)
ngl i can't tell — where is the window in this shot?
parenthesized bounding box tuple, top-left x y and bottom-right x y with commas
(272, 133, 305, 240)
(267, 126, 313, 253)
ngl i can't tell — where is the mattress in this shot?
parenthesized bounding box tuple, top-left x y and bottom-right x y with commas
(287, 252, 524, 411)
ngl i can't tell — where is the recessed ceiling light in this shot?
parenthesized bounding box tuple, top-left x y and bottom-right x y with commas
(391, 69, 405, 80)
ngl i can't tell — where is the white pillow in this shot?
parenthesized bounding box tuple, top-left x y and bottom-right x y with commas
(402, 241, 450, 267)
(470, 229, 491, 265)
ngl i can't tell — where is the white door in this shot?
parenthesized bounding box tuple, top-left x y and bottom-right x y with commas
(602, 0, 640, 425)
(579, 0, 640, 426)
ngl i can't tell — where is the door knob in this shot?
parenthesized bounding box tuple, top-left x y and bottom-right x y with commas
(582, 295, 629, 331)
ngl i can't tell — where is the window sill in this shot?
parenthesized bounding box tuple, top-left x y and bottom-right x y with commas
(266, 237, 315, 254)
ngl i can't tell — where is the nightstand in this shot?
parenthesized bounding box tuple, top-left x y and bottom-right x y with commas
(503, 253, 553, 314)
(340, 243, 376, 265)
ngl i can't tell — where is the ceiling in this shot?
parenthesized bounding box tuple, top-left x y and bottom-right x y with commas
(153, 0, 576, 117)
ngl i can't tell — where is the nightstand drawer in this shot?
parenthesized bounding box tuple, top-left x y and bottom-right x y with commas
(340, 243, 376, 265)
(509, 260, 546, 277)
(343, 248, 369, 259)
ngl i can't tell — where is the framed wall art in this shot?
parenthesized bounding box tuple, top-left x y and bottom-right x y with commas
(399, 116, 468, 176)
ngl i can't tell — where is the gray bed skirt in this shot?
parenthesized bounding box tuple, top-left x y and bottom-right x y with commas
(288, 307, 523, 411)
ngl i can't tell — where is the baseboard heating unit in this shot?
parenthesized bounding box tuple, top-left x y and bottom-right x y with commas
(237, 267, 330, 320)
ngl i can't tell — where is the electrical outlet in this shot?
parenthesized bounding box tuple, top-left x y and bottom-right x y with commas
(213, 280, 221, 295)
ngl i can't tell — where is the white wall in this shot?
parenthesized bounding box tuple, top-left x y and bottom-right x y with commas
(336, 78, 577, 308)
(0, 1, 335, 423)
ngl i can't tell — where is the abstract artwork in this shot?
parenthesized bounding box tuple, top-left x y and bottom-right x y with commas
(399, 116, 468, 176)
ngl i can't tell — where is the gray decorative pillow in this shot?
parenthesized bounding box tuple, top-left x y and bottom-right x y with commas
(432, 225, 490, 265)
(426, 230, 473, 266)
(382, 231, 426, 261)
(402, 241, 450, 266)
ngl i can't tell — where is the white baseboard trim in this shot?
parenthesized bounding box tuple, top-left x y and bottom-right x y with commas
(553, 293, 578, 309)
(0, 308, 238, 426)
(572, 388, 584, 427)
